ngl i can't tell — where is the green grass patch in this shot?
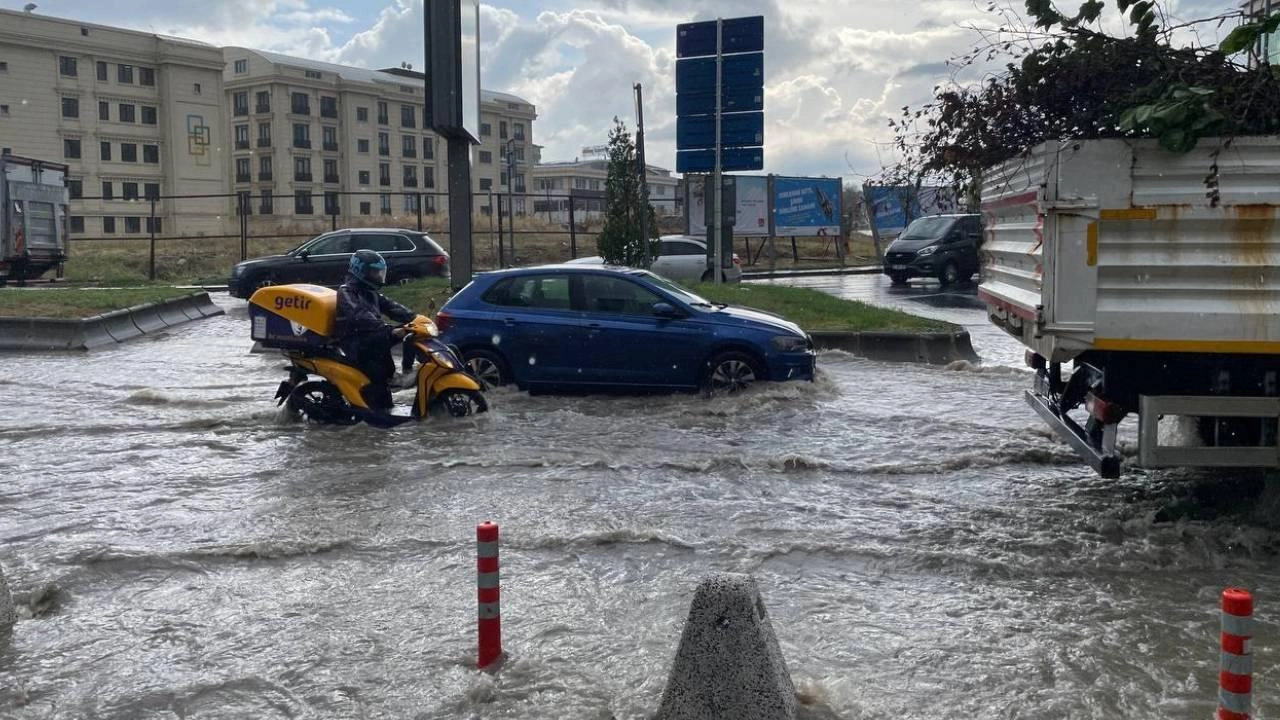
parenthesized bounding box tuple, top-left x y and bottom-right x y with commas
(0, 286, 197, 319)
(690, 283, 950, 333)
(381, 277, 455, 316)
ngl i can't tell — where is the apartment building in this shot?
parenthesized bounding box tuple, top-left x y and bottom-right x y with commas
(529, 159, 680, 224)
(1245, 0, 1279, 63)
(223, 51, 537, 226)
(0, 9, 229, 238)
(471, 90, 538, 216)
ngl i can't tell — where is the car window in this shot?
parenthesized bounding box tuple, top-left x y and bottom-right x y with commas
(412, 233, 446, 254)
(353, 233, 409, 253)
(483, 275, 571, 310)
(306, 234, 350, 255)
(672, 241, 704, 256)
(658, 240, 677, 256)
(580, 275, 662, 315)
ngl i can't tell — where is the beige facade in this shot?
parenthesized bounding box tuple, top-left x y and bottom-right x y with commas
(472, 90, 538, 216)
(0, 9, 229, 238)
(530, 159, 680, 223)
(223, 50, 536, 228)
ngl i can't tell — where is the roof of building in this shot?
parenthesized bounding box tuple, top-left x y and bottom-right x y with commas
(0, 8, 217, 48)
(535, 159, 673, 176)
(482, 89, 533, 107)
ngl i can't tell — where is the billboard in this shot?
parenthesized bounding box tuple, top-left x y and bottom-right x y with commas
(773, 177, 841, 236)
(863, 185, 954, 237)
(687, 175, 770, 237)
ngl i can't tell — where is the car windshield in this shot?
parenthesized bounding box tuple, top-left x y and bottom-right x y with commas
(634, 271, 718, 309)
(899, 216, 956, 241)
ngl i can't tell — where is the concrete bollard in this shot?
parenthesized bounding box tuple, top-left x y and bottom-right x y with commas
(1219, 587, 1254, 720)
(0, 563, 14, 645)
(655, 573, 798, 720)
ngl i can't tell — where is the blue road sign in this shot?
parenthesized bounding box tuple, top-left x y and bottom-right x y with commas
(677, 112, 764, 150)
(676, 16, 764, 58)
(677, 87, 764, 116)
(676, 147, 764, 174)
(675, 53, 763, 95)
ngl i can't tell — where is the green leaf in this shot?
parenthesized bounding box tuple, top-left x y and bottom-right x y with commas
(1159, 128, 1194, 153)
(1116, 0, 1134, 11)
(1220, 24, 1261, 55)
(1118, 107, 1139, 131)
(1128, 0, 1151, 23)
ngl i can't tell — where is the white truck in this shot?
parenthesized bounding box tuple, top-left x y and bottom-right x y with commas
(980, 136, 1280, 477)
(1, 154, 70, 286)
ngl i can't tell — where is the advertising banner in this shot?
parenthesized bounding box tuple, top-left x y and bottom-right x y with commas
(687, 174, 770, 237)
(772, 177, 841, 236)
(863, 185, 954, 238)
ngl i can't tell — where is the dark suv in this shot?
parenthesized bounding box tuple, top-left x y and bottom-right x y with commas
(228, 228, 449, 298)
(883, 214, 983, 286)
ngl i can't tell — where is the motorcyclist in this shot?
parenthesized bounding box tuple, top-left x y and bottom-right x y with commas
(335, 249, 416, 410)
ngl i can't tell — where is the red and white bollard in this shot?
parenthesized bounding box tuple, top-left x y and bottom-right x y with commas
(476, 521, 503, 670)
(1218, 587, 1253, 720)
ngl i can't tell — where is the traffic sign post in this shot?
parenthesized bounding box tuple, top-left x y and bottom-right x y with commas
(676, 15, 763, 285)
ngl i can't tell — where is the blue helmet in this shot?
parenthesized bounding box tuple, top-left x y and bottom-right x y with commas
(348, 249, 388, 288)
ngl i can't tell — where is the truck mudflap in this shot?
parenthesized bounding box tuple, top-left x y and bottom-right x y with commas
(1025, 389, 1122, 479)
(1137, 396, 1280, 470)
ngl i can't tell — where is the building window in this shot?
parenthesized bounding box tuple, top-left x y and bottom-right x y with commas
(63, 138, 81, 159)
(70, 216, 84, 234)
(259, 192, 274, 215)
(479, 150, 492, 164)
(358, 170, 370, 185)
(359, 201, 371, 216)
(294, 156, 312, 182)
(236, 190, 252, 215)
(500, 171, 507, 187)
(59, 56, 77, 77)
(122, 182, 139, 200)
(61, 97, 78, 119)
(119, 104, 135, 123)
(68, 179, 83, 199)
(403, 165, 418, 187)
(193, 83, 201, 95)
(357, 139, 370, 153)
(1, 105, 11, 116)
(124, 216, 141, 234)
(357, 106, 369, 122)
(575, 178, 588, 189)
(380, 194, 392, 215)
(324, 191, 339, 215)
(305, 70, 322, 80)
(480, 122, 491, 137)
(295, 191, 314, 215)
(98, 141, 111, 161)
(145, 183, 160, 200)
(102, 216, 115, 234)
(234, 59, 248, 74)
(96, 61, 107, 82)
(322, 126, 338, 152)
(143, 144, 158, 163)
(514, 122, 525, 141)
(146, 217, 163, 234)
(514, 147, 525, 162)
(291, 92, 310, 115)
(378, 132, 390, 156)
(323, 158, 338, 183)
(400, 105, 415, 128)
(233, 92, 249, 116)
(424, 166, 435, 189)
(236, 157, 251, 182)
(320, 96, 338, 119)
(101, 181, 113, 199)
(404, 194, 419, 213)
(479, 178, 492, 191)
(292, 123, 311, 149)
(379, 163, 390, 186)
(256, 91, 270, 113)
(259, 155, 272, 180)
(142, 106, 157, 125)
(139, 67, 155, 86)
(424, 195, 436, 214)
(423, 137, 434, 160)
(402, 135, 416, 158)
(377, 101, 388, 125)
(95, 101, 108, 121)
(117, 64, 134, 84)
(258, 122, 272, 147)
(499, 121, 507, 139)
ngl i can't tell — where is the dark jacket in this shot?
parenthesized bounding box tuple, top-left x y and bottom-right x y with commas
(335, 276, 416, 350)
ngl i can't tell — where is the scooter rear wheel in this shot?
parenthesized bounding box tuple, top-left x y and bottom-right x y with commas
(439, 388, 488, 418)
(287, 380, 359, 425)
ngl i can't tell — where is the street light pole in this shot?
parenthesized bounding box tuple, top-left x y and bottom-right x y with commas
(634, 82, 651, 267)
(505, 137, 516, 264)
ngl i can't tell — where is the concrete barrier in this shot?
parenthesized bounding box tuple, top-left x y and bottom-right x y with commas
(810, 329, 979, 365)
(155, 301, 190, 328)
(191, 293, 225, 318)
(655, 573, 798, 720)
(129, 305, 168, 334)
(0, 292, 222, 352)
(96, 308, 144, 344)
(0, 563, 14, 646)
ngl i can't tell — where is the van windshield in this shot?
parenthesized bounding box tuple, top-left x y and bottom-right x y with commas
(899, 216, 955, 241)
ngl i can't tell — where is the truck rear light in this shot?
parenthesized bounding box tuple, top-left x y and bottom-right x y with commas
(1025, 351, 1046, 370)
(1086, 393, 1125, 424)
(434, 309, 453, 333)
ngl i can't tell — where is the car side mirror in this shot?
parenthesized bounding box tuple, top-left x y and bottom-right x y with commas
(299, 249, 311, 261)
(652, 302, 684, 319)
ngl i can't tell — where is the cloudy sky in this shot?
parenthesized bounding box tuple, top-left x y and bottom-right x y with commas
(13, 0, 1235, 181)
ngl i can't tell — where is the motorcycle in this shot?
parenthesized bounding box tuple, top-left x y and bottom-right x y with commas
(249, 284, 487, 427)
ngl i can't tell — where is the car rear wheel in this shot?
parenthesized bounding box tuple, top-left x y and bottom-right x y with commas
(703, 351, 763, 396)
(463, 348, 511, 389)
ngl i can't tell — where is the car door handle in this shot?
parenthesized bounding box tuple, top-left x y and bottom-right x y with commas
(503, 317, 518, 326)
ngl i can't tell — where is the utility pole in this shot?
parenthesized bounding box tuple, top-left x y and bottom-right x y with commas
(634, 82, 651, 267)
(505, 137, 516, 264)
(712, 18, 723, 285)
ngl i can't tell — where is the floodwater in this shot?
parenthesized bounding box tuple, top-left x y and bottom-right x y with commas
(0, 282, 1276, 719)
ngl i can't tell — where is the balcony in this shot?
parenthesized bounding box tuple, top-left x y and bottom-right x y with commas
(377, 115, 389, 126)
(234, 106, 249, 117)
(378, 147, 390, 157)
(235, 173, 251, 183)
(293, 139, 311, 149)
(403, 178, 418, 188)
(294, 172, 313, 182)
(514, 132, 526, 141)
(259, 171, 273, 182)
(324, 174, 339, 184)
(402, 150, 416, 159)
(255, 104, 271, 114)
(235, 140, 250, 150)
(379, 177, 391, 187)
(322, 142, 339, 152)
(321, 109, 338, 120)
(291, 105, 311, 116)
(257, 137, 272, 148)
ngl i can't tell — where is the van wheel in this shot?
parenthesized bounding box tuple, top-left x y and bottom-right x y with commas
(463, 348, 511, 389)
(700, 269, 723, 283)
(703, 351, 763, 395)
(938, 262, 960, 287)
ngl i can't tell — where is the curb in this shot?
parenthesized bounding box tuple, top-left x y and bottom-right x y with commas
(810, 329, 979, 365)
(742, 265, 881, 280)
(0, 292, 226, 352)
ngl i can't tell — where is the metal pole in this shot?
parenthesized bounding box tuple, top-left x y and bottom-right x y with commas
(148, 196, 157, 281)
(712, 18, 724, 285)
(496, 192, 505, 268)
(506, 140, 516, 265)
(241, 194, 248, 261)
(634, 82, 651, 267)
(569, 194, 577, 259)
(417, 192, 423, 231)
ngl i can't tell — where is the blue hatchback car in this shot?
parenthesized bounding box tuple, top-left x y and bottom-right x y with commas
(436, 265, 816, 393)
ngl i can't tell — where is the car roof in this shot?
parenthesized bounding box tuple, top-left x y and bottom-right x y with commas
(476, 263, 648, 278)
(322, 227, 429, 234)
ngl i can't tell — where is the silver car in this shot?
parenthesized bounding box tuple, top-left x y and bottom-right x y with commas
(567, 234, 743, 283)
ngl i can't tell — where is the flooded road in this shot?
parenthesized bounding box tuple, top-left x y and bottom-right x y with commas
(1, 282, 1277, 719)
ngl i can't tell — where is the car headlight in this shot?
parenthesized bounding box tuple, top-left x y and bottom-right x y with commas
(917, 245, 938, 257)
(771, 335, 810, 352)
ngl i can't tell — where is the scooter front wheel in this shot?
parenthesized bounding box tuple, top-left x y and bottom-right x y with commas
(438, 388, 488, 418)
(287, 380, 360, 425)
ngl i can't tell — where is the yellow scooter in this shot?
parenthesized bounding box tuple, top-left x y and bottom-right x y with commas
(249, 284, 487, 427)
